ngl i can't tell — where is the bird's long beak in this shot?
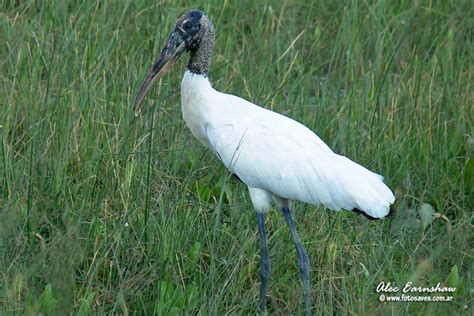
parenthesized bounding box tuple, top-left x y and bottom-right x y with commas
(134, 29, 186, 116)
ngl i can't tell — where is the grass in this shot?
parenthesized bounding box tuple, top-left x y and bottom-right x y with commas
(1, 0, 472, 314)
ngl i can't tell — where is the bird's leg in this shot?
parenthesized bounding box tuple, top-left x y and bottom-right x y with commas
(281, 207, 312, 316)
(256, 212, 270, 313)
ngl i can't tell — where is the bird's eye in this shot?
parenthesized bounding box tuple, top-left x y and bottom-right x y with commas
(183, 21, 193, 30)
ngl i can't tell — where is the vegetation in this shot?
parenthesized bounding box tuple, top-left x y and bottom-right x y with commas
(1, 0, 472, 314)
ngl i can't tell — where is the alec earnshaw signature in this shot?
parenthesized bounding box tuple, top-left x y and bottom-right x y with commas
(376, 281, 456, 294)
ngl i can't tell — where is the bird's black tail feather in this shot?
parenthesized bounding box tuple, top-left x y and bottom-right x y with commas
(352, 205, 395, 220)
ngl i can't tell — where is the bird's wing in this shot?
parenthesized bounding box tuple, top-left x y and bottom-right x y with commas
(206, 98, 394, 218)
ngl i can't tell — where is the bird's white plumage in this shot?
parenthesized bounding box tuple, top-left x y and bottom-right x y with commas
(181, 70, 395, 218)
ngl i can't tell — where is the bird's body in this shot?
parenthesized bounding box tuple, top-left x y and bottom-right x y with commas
(134, 10, 395, 315)
(181, 70, 394, 217)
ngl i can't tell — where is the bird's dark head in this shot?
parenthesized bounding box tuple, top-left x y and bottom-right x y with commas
(176, 10, 206, 51)
(134, 10, 214, 115)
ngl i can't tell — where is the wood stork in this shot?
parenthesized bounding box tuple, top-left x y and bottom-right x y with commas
(134, 10, 395, 315)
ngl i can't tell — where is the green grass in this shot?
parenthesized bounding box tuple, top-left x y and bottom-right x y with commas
(1, 0, 472, 314)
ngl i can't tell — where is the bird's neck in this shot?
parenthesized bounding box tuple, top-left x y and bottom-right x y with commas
(187, 24, 215, 76)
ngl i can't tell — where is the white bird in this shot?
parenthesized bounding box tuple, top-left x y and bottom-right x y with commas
(134, 10, 395, 315)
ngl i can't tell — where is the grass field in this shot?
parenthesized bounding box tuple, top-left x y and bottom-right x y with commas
(1, 0, 472, 314)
